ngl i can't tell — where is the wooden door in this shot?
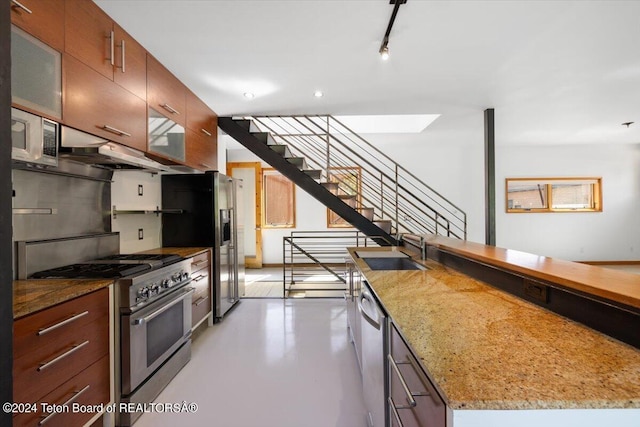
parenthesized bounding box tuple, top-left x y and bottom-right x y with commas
(227, 162, 263, 268)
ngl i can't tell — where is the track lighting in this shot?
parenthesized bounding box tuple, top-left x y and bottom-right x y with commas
(378, 0, 407, 60)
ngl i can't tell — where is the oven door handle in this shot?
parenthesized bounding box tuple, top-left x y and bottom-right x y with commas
(133, 287, 195, 326)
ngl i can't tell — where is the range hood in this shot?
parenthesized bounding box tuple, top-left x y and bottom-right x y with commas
(59, 126, 171, 172)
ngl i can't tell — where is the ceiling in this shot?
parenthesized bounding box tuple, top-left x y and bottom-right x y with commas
(95, 0, 640, 146)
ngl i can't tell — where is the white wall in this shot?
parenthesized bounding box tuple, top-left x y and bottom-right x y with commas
(496, 143, 640, 261)
(111, 170, 163, 253)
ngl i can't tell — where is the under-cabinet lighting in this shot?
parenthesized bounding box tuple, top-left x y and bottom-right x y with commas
(314, 90, 324, 98)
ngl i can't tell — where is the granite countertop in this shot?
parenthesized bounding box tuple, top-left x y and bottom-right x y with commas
(349, 247, 640, 410)
(134, 247, 211, 259)
(13, 279, 113, 319)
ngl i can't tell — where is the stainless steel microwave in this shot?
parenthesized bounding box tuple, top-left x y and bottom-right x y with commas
(11, 108, 58, 166)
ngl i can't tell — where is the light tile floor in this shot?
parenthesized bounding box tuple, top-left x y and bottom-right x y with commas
(134, 299, 367, 427)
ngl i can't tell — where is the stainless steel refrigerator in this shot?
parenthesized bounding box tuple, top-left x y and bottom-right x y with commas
(161, 171, 244, 321)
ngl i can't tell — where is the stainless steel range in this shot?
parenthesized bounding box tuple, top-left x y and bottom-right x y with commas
(30, 251, 194, 426)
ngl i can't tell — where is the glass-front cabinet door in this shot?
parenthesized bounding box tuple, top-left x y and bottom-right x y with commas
(148, 107, 186, 162)
(11, 26, 62, 119)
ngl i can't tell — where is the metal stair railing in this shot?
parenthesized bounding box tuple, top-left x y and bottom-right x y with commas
(282, 231, 380, 298)
(247, 115, 467, 240)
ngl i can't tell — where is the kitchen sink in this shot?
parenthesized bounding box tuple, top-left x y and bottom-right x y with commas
(361, 257, 428, 271)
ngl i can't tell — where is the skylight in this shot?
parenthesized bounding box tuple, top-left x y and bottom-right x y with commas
(333, 114, 439, 134)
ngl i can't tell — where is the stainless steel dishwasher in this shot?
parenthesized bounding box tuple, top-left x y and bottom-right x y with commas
(359, 281, 387, 427)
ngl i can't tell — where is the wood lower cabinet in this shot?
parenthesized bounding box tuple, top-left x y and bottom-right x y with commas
(63, 53, 147, 150)
(64, 0, 146, 99)
(10, 0, 65, 51)
(13, 287, 111, 427)
(388, 322, 446, 427)
(190, 250, 212, 329)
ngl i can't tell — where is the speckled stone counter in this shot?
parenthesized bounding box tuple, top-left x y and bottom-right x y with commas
(349, 247, 640, 410)
(134, 247, 210, 259)
(13, 279, 113, 319)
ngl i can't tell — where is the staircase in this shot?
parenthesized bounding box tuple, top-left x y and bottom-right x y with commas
(218, 115, 466, 245)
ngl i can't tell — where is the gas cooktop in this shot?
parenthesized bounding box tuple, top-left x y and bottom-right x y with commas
(30, 253, 183, 279)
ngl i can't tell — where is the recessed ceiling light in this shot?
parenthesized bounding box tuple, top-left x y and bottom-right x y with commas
(244, 92, 255, 99)
(380, 46, 390, 61)
(314, 91, 324, 98)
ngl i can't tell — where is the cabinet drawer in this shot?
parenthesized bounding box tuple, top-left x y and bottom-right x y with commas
(389, 323, 445, 427)
(191, 251, 211, 272)
(13, 355, 110, 427)
(14, 289, 110, 403)
(14, 287, 108, 355)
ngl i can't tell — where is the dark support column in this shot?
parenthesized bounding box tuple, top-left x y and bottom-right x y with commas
(0, 0, 13, 420)
(484, 109, 496, 246)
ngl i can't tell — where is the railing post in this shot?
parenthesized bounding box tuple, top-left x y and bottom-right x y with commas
(435, 212, 439, 236)
(394, 164, 399, 237)
(325, 116, 331, 182)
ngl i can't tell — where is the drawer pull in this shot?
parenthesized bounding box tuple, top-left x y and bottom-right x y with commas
(193, 274, 206, 282)
(194, 295, 209, 306)
(108, 30, 114, 66)
(387, 354, 417, 408)
(102, 125, 132, 137)
(118, 39, 126, 73)
(201, 128, 212, 137)
(11, 0, 32, 14)
(161, 103, 181, 115)
(192, 260, 207, 267)
(38, 341, 90, 372)
(39, 384, 90, 425)
(388, 396, 404, 427)
(38, 311, 89, 336)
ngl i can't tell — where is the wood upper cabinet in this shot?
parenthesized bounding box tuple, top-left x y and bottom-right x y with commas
(147, 54, 186, 126)
(10, 0, 65, 51)
(186, 127, 217, 171)
(64, 0, 146, 99)
(63, 53, 147, 150)
(185, 90, 218, 170)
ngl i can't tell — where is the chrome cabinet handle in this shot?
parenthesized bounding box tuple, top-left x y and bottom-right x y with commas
(199, 163, 212, 169)
(11, 0, 32, 14)
(108, 30, 114, 66)
(161, 103, 181, 115)
(194, 295, 209, 306)
(192, 274, 206, 282)
(102, 125, 132, 137)
(116, 39, 126, 72)
(39, 384, 90, 425)
(388, 396, 404, 427)
(200, 128, 212, 137)
(133, 287, 195, 325)
(37, 311, 89, 336)
(38, 341, 90, 372)
(192, 260, 207, 267)
(387, 354, 417, 408)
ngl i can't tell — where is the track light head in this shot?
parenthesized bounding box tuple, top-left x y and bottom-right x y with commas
(380, 45, 390, 61)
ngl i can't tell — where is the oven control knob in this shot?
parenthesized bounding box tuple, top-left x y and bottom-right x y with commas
(161, 279, 170, 288)
(150, 284, 160, 295)
(137, 287, 149, 300)
(182, 272, 189, 281)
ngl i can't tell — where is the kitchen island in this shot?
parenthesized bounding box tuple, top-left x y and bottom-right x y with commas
(349, 243, 640, 426)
